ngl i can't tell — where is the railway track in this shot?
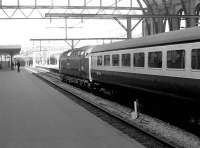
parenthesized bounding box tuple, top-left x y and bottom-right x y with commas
(25, 67, 200, 148)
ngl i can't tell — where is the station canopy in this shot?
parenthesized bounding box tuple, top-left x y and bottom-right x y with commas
(0, 45, 21, 55)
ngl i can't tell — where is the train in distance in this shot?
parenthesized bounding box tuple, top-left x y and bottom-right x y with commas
(59, 27, 200, 104)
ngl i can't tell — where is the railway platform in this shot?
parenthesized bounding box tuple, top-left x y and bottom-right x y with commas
(0, 68, 145, 148)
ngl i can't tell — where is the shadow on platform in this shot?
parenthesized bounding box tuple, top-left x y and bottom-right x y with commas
(0, 66, 22, 72)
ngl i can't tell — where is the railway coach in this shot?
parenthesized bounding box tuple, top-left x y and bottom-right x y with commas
(90, 27, 200, 103)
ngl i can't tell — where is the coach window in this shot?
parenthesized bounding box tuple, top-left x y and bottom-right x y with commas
(148, 51, 162, 68)
(192, 49, 200, 69)
(112, 54, 119, 66)
(134, 52, 144, 67)
(97, 56, 103, 66)
(167, 50, 185, 69)
(104, 55, 110, 66)
(122, 53, 131, 67)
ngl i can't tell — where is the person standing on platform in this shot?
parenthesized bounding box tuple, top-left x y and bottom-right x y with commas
(11, 62, 14, 70)
(17, 61, 20, 72)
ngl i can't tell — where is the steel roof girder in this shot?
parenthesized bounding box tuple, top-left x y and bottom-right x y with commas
(114, 17, 127, 31)
(45, 13, 200, 19)
(0, 5, 144, 10)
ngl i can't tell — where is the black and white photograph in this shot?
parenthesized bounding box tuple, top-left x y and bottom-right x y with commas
(0, 0, 199, 147)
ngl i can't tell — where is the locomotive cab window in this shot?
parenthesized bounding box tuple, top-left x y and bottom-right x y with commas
(80, 51, 85, 56)
(67, 51, 72, 56)
(104, 55, 110, 66)
(192, 49, 200, 69)
(112, 54, 119, 66)
(122, 53, 131, 67)
(167, 50, 185, 69)
(134, 52, 144, 67)
(148, 51, 162, 68)
(97, 56, 103, 66)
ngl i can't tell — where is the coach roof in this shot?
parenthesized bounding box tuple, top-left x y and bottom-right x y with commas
(91, 27, 200, 53)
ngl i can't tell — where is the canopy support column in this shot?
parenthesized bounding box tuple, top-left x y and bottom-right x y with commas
(127, 17, 132, 39)
(10, 54, 14, 70)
